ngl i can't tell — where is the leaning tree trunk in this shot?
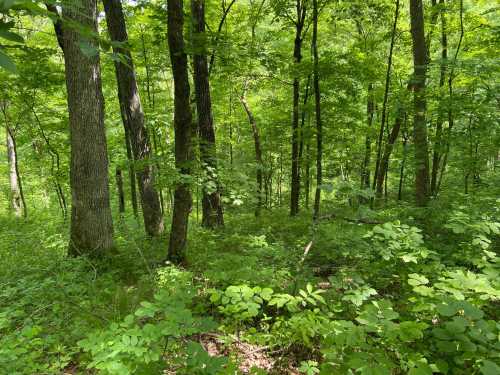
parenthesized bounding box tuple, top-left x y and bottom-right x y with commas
(5, 127, 24, 217)
(312, 0, 322, 219)
(191, 0, 224, 228)
(61, 0, 114, 255)
(410, 0, 430, 206)
(360, 83, 374, 194)
(240, 90, 264, 217)
(103, 0, 164, 236)
(167, 0, 194, 264)
(290, 0, 306, 216)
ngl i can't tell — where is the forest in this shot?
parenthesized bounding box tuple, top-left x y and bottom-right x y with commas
(0, 0, 499, 373)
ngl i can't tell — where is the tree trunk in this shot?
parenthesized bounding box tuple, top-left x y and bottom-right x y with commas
(116, 166, 125, 214)
(398, 123, 409, 200)
(167, 0, 194, 264)
(372, 0, 400, 192)
(312, 0, 322, 219)
(430, 0, 447, 196)
(360, 83, 374, 192)
(103, 0, 164, 236)
(192, 0, 224, 228)
(61, 0, 114, 255)
(240, 90, 263, 217)
(5, 126, 24, 217)
(290, 0, 306, 216)
(124, 127, 139, 217)
(375, 107, 403, 196)
(410, 0, 430, 207)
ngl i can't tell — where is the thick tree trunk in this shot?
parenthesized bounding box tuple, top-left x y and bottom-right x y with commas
(312, 0, 322, 219)
(410, 0, 430, 207)
(103, 0, 164, 236)
(192, 0, 224, 228)
(430, 0, 447, 196)
(373, 0, 400, 192)
(5, 127, 24, 217)
(290, 0, 306, 216)
(167, 0, 194, 264)
(240, 90, 263, 217)
(61, 0, 114, 255)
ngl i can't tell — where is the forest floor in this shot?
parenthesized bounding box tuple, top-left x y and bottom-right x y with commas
(1, 192, 499, 374)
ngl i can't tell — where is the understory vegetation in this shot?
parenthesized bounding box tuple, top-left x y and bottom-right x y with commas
(1, 187, 499, 374)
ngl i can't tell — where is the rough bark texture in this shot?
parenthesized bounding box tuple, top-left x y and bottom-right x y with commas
(5, 127, 23, 217)
(312, 0, 322, 219)
(61, 0, 114, 255)
(240, 91, 263, 217)
(167, 0, 194, 264)
(191, 0, 224, 228)
(290, 0, 306, 216)
(103, 0, 164, 236)
(410, 0, 430, 206)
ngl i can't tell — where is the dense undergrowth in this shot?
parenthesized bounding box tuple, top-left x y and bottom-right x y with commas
(1, 192, 499, 374)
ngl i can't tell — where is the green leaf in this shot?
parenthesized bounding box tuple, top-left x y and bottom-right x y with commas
(480, 360, 500, 375)
(0, 29, 24, 43)
(0, 48, 16, 73)
(409, 363, 433, 375)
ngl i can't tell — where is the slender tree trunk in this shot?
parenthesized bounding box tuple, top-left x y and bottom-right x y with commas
(192, 0, 224, 228)
(61, 0, 114, 255)
(312, 0, 322, 219)
(167, 0, 194, 264)
(103, 0, 164, 236)
(410, 0, 430, 206)
(116, 167, 125, 214)
(398, 123, 409, 200)
(361, 83, 374, 192)
(124, 127, 139, 217)
(240, 90, 263, 217)
(290, 0, 306, 216)
(376, 108, 404, 196)
(5, 127, 24, 217)
(373, 0, 400, 192)
(430, 0, 447, 196)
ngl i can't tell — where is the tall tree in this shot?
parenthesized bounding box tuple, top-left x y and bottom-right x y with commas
(167, 0, 194, 264)
(372, 0, 400, 196)
(409, 0, 430, 206)
(61, 0, 114, 255)
(290, 0, 307, 216)
(240, 86, 263, 217)
(103, 0, 164, 236)
(312, 0, 322, 219)
(191, 0, 224, 228)
(4, 125, 25, 217)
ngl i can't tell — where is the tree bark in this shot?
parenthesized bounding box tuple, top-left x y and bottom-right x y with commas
(5, 126, 24, 217)
(240, 89, 263, 217)
(410, 0, 430, 206)
(103, 0, 164, 236)
(290, 0, 307, 216)
(372, 0, 400, 192)
(167, 0, 194, 264)
(312, 0, 322, 219)
(360, 83, 374, 192)
(61, 0, 114, 255)
(116, 166, 125, 214)
(192, 0, 224, 228)
(430, 0, 447, 196)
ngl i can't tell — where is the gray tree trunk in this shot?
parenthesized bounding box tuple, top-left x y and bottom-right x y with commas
(61, 0, 114, 255)
(103, 0, 164, 236)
